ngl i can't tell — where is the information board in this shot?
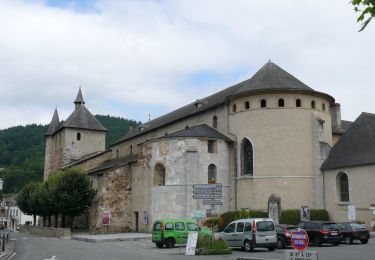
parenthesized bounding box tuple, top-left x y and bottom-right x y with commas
(185, 231, 198, 256)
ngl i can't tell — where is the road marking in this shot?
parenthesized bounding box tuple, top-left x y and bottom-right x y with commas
(21, 238, 28, 240)
(43, 256, 57, 260)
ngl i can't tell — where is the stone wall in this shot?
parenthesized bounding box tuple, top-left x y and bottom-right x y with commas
(89, 165, 132, 234)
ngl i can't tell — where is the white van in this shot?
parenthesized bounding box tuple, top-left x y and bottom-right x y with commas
(220, 218, 277, 252)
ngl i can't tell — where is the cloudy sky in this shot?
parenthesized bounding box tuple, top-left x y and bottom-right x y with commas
(0, 0, 374, 130)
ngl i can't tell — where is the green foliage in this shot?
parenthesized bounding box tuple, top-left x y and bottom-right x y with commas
(218, 210, 268, 231)
(351, 0, 375, 31)
(196, 234, 232, 255)
(0, 115, 139, 193)
(16, 181, 40, 216)
(281, 209, 330, 225)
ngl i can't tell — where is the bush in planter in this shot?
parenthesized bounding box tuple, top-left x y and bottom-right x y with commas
(195, 234, 232, 255)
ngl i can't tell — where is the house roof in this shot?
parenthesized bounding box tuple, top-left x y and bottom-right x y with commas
(332, 120, 353, 135)
(88, 154, 138, 174)
(46, 109, 60, 136)
(113, 62, 334, 145)
(162, 124, 233, 142)
(322, 112, 375, 170)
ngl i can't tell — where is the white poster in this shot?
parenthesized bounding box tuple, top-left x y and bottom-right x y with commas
(348, 205, 356, 221)
(185, 231, 198, 256)
(300, 206, 310, 221)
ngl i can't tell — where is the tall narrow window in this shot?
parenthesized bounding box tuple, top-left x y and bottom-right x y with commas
(261, 99, 267, 108)
(208, 140, 217, 153)
(245, 101, 250, 110)
(130, 145, 133, 155)
(77, 132, 81, 141)
(116, 149, 119, 159)
(241, 138, 253, 176)
(322, 103, 326, 111)
(213, 116, 218, 129)
(278, 98, 284, 107)
(208, 164, 217, 184)
(311, 100, 316, 109)
(296, 99, 301, 107)
(337, 172, 349, 202)
(154, 164, 166, 186)
(232, 104, 237, 113)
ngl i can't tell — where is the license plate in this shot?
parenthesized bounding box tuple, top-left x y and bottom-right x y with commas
(331, 232, 338, 236)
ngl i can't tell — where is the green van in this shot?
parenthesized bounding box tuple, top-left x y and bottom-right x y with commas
(152, 219, 212, 248)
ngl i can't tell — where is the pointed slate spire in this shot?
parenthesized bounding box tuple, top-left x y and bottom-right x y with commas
(46, 108, 60, 135)
(74, 87, 85, 109)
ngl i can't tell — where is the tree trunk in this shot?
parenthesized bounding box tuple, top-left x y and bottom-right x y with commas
(42, 216, 46, 227)
(54, 214, 58, 228)
(33, 215, 36, 226)
(62, 215, 66, 228)
(48, 216, 52, 227)
(70, 216, 75, 230)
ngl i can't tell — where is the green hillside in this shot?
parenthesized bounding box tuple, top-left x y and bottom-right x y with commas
(0, 115, 139, 194)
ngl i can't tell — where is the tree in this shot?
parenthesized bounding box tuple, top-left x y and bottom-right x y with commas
(53, 168, 96, 228)
(351, 0, 375, 31)
(16, 181, 40, 225)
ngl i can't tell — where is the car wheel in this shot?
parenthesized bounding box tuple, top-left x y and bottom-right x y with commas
(277, 238, 285, 249)
(165, 238, 175, 248)
(333, 242, 339, 246)
(344, 236, 353, 245)
(313, 236, 322, 247)
(155, 242, 164, 248)
(268, 246, 275, 251)
(244, 240, 254, 252)
(360, 239, 368, 244)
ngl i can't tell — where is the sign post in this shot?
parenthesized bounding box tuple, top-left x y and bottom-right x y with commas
(285, 229, 318, 260)
(192, 183, 222, 206)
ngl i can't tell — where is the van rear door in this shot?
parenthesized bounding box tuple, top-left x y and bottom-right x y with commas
(255, 220, 276, 244)
(152, 221, 162, 242)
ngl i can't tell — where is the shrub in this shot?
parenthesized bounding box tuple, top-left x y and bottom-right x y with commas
(195, 235, 232, 255)
(218, 210, 268, 231)
(310, 209, 329, 221)
(202, 217, 220, 228)
(281, 209, 330, 225)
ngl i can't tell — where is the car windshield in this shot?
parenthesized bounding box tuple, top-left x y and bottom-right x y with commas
(256, 221, 275, 232)
(350, 223, 366, 230)
(322, 223, 338, 230)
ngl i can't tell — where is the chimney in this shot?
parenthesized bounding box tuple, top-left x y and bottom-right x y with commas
(330, 103, 342, 129)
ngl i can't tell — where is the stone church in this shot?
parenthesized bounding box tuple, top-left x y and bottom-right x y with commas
(44, 61, 375, 233)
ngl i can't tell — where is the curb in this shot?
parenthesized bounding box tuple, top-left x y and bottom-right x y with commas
(71, 236, 150, 243)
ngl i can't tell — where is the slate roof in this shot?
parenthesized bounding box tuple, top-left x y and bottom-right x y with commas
(332, 120, 353, 134)
(74, 88, 85, 105)
(322, 113, 375, 170)
(162, 124, 232, 142)
(88, 154, 138, 174)
(46, 109, 60, 136)
(113, 62, 334, 145)
(61, 105, 107, 132)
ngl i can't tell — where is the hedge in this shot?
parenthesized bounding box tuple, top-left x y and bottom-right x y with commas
(281, 209, 330, 225)
(218, 210, 268, 231)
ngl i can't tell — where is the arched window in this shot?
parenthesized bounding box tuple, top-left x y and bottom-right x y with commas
(311, 100, 316, 109)
(154, 164, 166, 186)
(245, 101, 250, 110)
(213, 116, 218, 129)
(130, 145, 133, 154)
(278, 98, 284, 107)
(241, 138, 253, 176)
(296, 99, 301, 108)
(116, 149, 119, 159)
(232, 104, 237, 113)
(322, 103, 326, 111)
(261, 99, 267, 108)
(77, 132, 81, 141)
(337, 172, 349, 202)
(208, 164, 217, 184)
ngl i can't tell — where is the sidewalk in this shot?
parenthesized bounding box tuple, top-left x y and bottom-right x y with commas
(371, 232, 375, 238)
(71, 232, 151, 243)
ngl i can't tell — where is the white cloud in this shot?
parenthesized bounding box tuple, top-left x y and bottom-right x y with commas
(0, 0, 374, 129)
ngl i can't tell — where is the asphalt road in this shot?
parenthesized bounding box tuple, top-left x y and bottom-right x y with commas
(10, 232, 375, 260)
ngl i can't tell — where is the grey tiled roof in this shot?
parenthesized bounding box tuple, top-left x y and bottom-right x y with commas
(322, 113, 375, 170)
(61, 105, 107, 132)
(113, 62, 334, 145)
(74, 88, 85, 104)
(88, 154, 138, 174)
(46, 109, 60, 136)
(164, 124, 232, 141)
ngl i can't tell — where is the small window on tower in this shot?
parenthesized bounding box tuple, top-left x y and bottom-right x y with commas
(278, 98, 284, 107)
(245, 101, 250, 109)
(261, 99, 267, 108)
(77, 132, 81, 141)
(208, 140, 217, 153)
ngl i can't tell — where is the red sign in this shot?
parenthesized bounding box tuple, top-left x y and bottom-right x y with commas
(102, 211, 111, 226)
(291, 229, 309, 251)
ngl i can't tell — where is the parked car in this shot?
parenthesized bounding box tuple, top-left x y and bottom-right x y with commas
(219, 218, 277, 252)
(297, 221, 341, 246)
(152, 219, 211, 248)
(275, 224, 298, 249)
(338, 222, 370, 244)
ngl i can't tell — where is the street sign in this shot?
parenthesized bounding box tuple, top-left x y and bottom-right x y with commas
(193, 189, 222, 194)
(193, 194, 222, 199)
(203, 199, 222, 205)
(192, 184, 222, 189)
(285, 250, 318, 260)
(191, 210, 206, 220)
(291, 229, 309, 251)
(348, 205, 356, 221)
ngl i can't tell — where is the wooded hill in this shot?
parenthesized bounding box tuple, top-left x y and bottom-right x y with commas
(0, 115, 140, 194)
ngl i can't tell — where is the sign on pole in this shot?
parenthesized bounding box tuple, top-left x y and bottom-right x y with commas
(185, 231, 198, 256)
(192, 183, 223, 206)
(291, 229, 309, 251)
(348, 205, 356, 221)
(191, 210, 206, 220)
(285, 250, 318, 260)
(300, 206, 310, 221)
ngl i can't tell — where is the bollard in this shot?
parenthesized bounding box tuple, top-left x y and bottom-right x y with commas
(6, 232, 9, 243)
(2, 233, 5, 252)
